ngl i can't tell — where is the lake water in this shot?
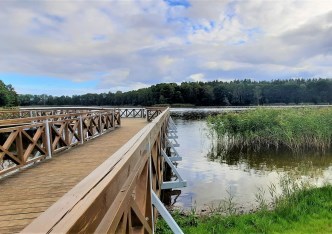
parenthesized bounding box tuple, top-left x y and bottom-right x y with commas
(168, 110, 332, 212)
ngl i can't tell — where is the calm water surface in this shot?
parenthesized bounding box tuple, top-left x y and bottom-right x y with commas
(171, 117, 332, 211)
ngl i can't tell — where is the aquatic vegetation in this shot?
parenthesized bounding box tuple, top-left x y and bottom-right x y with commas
(156, 184, 332, 234)
(207, 107, 332, 153)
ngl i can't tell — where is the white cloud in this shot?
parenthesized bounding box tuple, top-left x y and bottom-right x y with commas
(189, 73, 205, 82)
(98, 68, 131, 87)
(203, 60, 253, 71)
(0, 0, 331, 94)
(187, 0, 228, 20)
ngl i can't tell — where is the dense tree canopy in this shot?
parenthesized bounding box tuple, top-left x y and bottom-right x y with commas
(17, 78, 332, 107)
(0, 80, 18, 107)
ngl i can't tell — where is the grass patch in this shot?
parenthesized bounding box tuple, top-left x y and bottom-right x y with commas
(156, 185, 332, 234)
(207, 107, 332, 153)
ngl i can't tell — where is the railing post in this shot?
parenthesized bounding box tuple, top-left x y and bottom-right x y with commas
(112, 109, 115, 130)
(45, 119, 52, 158)
(79, 115, 84, 144)
(148, 139, 155, 233)
(99, 112, 102, 135)
(16, 130, 24, 165)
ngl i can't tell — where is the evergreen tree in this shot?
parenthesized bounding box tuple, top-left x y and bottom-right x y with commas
(16, 78, 332, 107)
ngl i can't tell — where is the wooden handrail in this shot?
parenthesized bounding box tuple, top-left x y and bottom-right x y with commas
(0, 107, 164, 122)
(0, 109, 116, 126)
(0, 109, 120, 176)
(22, 108, 170, 233)
(0, 107, 163, 176)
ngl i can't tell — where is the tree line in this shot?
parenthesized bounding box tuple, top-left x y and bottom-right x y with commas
(17, 78, 332, 107)
(0, 80, 18, 107)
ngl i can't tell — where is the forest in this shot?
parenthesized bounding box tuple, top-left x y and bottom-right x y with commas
(0, 80, 18, 107)
(17, 78, 332, 107)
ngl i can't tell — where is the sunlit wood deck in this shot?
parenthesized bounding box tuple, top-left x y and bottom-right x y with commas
(0, 118, 147, 234)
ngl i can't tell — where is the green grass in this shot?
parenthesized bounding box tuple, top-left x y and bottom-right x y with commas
(156, 185, 332, 234)
(207, 107, 332, 153)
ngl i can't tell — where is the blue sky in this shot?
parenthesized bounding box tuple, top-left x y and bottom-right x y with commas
(0, 0, 331, 96)
(0, 74, 99, 95)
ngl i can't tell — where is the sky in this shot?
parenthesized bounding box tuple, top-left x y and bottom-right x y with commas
(0, 0, 332, 96)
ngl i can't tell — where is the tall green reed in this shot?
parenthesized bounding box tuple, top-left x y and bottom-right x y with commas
(207, 107, 332, 154)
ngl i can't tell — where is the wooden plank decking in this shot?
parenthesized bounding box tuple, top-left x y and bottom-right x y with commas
(0, 118, 147, 234)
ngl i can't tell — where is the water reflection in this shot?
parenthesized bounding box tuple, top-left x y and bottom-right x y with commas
(208, 142, 332, 178)
(171, 118, 332, 211)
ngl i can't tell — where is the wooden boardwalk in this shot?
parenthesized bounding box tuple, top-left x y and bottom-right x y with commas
(0, 118, 147, 234)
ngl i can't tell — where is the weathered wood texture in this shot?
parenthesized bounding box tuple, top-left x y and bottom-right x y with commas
(0, 118, 147, 234)
(0, 110, 120, 176)
(22, 108, 169, 234)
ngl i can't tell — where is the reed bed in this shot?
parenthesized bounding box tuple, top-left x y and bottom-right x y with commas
(207, 107, 332, 153)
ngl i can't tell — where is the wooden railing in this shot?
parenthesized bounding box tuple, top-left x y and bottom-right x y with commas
(146, 107, 166, 122)
(0, 108, 79, 120)
(116, 107, 166, 122)
(22, 108, 170, 233)
(118, 108, 146, 118)
(0, 109, 120, 176)
(0, 110, 31, 120)
(1, 107, 163, 122)
(0, 106, 162, 176)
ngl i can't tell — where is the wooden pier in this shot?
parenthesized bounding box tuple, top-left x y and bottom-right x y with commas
(0, 107, 184, 233)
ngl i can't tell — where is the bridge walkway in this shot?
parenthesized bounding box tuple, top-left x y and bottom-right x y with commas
(0, 118, 147, 234)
